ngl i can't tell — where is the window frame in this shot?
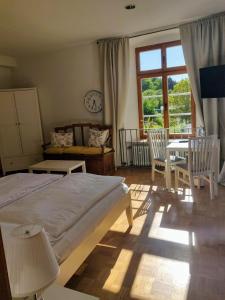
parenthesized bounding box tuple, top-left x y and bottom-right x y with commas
(135, 40, 196, 139)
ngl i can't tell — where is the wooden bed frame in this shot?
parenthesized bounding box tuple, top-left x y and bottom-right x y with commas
(57, 193, 133, 285)
(0, 191, 133, 297)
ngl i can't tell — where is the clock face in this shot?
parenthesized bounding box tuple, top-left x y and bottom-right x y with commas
(84, 90, 103, 113)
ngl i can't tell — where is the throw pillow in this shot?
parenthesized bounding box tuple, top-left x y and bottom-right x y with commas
(88, 128, 109, 147)
(51, 132, 73, 147)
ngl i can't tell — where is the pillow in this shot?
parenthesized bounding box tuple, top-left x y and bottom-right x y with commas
(88, 128, 109, 147)
(51, 132, 73, 147)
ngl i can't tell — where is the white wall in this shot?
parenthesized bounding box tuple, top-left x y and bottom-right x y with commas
(0, 55, 17, 89)
(0, 66, 13, 89)
(12, 29, 180, 141)
(13, 42, 102, 141)
(0, 55, 17, 68)
(124, 28, 181, 130)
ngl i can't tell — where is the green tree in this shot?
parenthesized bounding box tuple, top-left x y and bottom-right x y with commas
(142, 76, 191, 132)
(169, 79, 191, 113)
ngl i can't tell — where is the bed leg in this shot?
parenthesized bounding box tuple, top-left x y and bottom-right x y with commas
(126, 203, 133, 227)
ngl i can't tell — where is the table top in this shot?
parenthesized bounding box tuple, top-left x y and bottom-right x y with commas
(167, 138, 220, 152)
(167, 141, 189, 151)
(29, 160, 85, 171)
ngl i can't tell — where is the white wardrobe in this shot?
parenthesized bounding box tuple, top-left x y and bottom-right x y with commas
(0, 88, 43, 175)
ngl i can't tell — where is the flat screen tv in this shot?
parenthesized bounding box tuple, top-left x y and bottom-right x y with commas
(200, 64, 225, 98)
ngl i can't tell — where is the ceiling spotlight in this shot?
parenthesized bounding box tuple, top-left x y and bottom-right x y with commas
(125, 4, 136, 10)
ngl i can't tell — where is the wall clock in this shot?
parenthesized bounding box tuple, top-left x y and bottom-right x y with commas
(84, 90, 103, 113)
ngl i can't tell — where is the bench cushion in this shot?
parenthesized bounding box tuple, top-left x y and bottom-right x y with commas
(64, 146, 112, 155)
(44, 146, 112, 156)
(44, 147, 65, 154)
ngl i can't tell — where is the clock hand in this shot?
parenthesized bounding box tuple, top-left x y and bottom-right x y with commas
(92, 100, 96, 110)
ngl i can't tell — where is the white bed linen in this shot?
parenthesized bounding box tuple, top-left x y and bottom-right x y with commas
(0, 173, 63, 209)
(53, 183, 128, 263)
(0, 173, 125, 243)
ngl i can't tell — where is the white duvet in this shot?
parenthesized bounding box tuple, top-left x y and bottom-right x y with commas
(0, 173, 63, 208)
(0, 173, 125, 244)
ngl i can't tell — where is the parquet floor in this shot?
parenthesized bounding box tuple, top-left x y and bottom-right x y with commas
(67, 168, 225, 300)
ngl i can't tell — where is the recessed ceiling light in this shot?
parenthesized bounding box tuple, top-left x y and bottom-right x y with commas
(125, 4, 136, 10)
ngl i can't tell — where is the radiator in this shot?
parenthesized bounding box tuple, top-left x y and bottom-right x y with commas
(131, 142, 151, 166)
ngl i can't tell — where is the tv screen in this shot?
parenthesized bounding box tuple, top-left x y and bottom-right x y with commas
(200, 64, 225, 98)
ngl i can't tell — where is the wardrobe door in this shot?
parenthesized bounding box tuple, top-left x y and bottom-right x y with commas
(14, 89, 43, 155)
(0, 92, 22, 157)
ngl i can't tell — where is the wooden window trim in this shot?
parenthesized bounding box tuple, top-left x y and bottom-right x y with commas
(136, 40, 196, 139)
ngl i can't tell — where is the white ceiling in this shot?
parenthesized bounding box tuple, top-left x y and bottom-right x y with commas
(0, 0, 224, 56)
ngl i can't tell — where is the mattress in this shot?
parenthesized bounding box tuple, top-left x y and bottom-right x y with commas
(0, 172, 128, 263)
(54, 183, 128, 263)
(0, 173, 63, 208)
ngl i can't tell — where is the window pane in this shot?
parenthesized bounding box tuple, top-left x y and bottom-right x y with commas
(142, 77, 163, 129)
(166, 45, 185, 68)
(140, 49, 161, 71)
(168, 74, 192, 134)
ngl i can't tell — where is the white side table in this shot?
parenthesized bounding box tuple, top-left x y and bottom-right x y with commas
(29, 160, 86, 174)
(43, 284, 99, 300)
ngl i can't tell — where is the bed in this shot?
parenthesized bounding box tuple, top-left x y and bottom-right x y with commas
(0, 172, 133, 285)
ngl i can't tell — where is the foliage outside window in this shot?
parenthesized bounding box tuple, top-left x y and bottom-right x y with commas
(136, 41, 195, 137)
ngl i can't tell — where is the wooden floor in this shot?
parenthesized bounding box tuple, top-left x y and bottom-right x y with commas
(67, 168, 225, 300)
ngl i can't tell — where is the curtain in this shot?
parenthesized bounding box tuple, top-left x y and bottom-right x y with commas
(180, 13, 225, 159)
(98, 37, 130, 166)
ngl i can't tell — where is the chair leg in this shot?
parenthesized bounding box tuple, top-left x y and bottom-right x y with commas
(175, 168, 178, 191)
(213, 173, 218, 197)
(152, 162, 155, 182)
(165, 166, 171, 189)
(209, 174, 214, 200)
(196, 177, 201, 189)
(190, 175, 195, 201)
(214, 182, 218, 197)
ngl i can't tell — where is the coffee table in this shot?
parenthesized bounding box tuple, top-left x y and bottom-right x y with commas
(29, 160, 86, 174)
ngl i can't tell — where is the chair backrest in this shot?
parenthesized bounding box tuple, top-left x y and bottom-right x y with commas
(188, 135, 216, 176)
(148, 128, 168, 161)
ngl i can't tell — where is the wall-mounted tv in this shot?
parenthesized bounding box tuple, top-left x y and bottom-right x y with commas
(200, 64, 225, 98)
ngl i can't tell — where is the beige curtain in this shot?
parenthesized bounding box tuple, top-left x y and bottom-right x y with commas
(98, 37, 130, 166)
(180, 13, 225, 160)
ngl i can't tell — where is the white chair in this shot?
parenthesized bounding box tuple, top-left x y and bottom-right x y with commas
(175, 135, 217, 200)
(148, 128, 186, 184)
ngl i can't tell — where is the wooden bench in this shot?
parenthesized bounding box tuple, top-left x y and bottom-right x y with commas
(43, 123, 115, 175)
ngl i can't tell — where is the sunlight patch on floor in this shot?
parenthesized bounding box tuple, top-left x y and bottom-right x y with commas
(130, 184, 151, 204)
(130, 190, 149, 202)
(151, 185, 159, 192)
(102, 249, 133, 293)
(98, 243, 117, 249)
(130, 254, 190, 300)
(129, 184, 151, 192)
(149, 211, 190, 245)
(177, 188, 194, 202)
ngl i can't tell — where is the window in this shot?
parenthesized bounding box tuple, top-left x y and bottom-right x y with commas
(136, 41, 195, 137)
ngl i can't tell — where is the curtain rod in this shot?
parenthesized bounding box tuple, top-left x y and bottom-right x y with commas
(128, 11, 225, 39)
(129, 24, 179, 39)
(97, 24, 179, 44)
(97, 11, 225, 44)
